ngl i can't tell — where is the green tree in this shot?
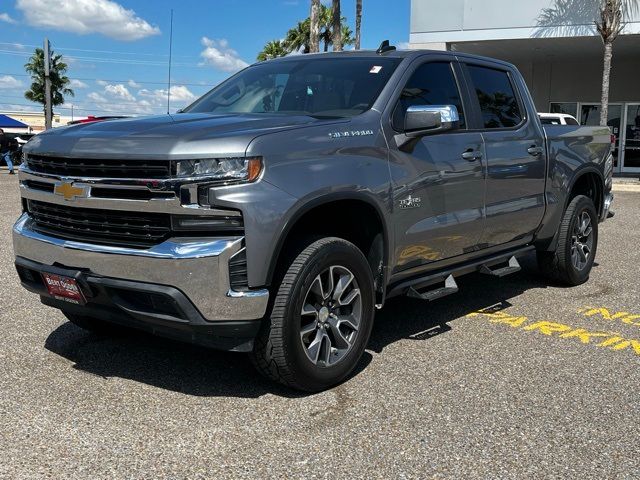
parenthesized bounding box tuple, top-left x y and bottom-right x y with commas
(257, 40, 290, 61)
(24, 47, 74, 113)
(285, 20, 311, 54)
(284, 4, 353, 54)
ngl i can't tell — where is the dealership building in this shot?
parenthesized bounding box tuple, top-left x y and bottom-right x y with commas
(410, 0, 640, 174)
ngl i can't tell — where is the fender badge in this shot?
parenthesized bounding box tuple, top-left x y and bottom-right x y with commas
(328, 129, 374, 139)
(399, 195, 421, 209)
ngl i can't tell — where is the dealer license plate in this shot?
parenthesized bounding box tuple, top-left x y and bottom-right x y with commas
(41, 273, 86, 305)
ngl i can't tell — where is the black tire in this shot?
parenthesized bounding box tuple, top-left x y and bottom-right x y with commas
(537, 194, 598, 286)
(250, 237, 375, 392)
(64, 312, 131, 336)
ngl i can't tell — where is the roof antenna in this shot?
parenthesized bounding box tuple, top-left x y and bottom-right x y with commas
(376, 40, 396, 54)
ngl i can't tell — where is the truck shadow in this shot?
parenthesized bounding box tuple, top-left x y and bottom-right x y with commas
(44, 253, 557, 398)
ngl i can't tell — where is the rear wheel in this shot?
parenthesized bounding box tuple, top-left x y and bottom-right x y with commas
(537, 194, 598, 286)
(250, 237, 375, 392)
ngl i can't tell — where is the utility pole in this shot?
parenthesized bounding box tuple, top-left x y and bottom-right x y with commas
(43, 38, 53, 130)
(167, 9, 173, 114)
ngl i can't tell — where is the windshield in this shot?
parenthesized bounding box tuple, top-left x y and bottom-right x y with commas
(184, 57, 402, 118)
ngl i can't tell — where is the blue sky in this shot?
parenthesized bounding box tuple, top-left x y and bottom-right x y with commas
(0, 0, 410, 118)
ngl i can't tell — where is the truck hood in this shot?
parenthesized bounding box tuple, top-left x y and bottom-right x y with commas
(25, 113, 344, 159)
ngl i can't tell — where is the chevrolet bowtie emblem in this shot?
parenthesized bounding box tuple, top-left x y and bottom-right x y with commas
(54, 181, 87, 201)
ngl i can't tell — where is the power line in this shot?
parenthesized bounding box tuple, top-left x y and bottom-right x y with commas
(0, 42, 197, 59)
(0, 93, 190, 109)
(0, 101, 152, 115)
(0, 71, 215, 88)
(0, 49, 200, 67)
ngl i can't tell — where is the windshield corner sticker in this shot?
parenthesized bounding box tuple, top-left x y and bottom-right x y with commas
(328, 129, 374, 139)
(399, 195, 421, 209)
(370, 66, 383, 74)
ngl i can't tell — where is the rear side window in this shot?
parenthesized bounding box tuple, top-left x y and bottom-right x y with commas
(565, 117, 579, 125)
(467, 65, 522, 129)
(393, 62, 465, 130)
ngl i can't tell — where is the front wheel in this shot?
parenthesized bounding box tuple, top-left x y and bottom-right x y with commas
(250, 237, 375, 392)
(537, 194, 598, 286)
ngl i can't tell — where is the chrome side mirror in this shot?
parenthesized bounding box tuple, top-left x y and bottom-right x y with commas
(395, 105, 460, 152)
(404, 105, 460, 135)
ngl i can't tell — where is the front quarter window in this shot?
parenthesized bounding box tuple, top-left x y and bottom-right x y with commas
(184, 57, 401, 118)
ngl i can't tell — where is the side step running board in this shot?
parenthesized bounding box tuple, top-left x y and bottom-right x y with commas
(479, 256, 521, 278)
(407, 274, 458, 302)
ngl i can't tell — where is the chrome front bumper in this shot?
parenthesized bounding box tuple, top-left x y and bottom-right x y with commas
(12, 214, 269, 321)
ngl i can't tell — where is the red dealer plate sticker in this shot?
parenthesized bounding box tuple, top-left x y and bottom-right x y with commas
(41, 273, 86, 305)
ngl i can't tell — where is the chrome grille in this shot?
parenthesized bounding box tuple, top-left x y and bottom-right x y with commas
(27, 200, 171, 248)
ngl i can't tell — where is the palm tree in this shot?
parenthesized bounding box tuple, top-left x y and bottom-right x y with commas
(341, 24, 355, 49)
(595, 0, 624, 126)
(285, 20, 311, 53)
(257, 40, 290, 61)
(310, 0, 321, 53)
(332, 0, 342, 51)
(24, 47, 73, 114)
(536, 0, 639, 127)
(279, 3, 352, 55)
(355, 0, 362, 50)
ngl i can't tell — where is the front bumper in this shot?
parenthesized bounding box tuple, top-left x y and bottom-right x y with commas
(13, 213, 269, 324)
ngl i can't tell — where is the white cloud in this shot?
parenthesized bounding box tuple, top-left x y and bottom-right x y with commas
(16, 0, 160, 41)
(200, 37, 249, 72)
(0, 75, 23, 89)
(139, 85, 196, 104)
(127, 79, 141, 88)
(86, 83, 196, 116)
(96, 80, 108, 86)
(0, 13, 16, 24)
(69, 79, 88, 89)
(104, 83, 135, 101)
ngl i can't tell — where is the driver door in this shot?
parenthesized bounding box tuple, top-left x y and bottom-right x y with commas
(384, 59, 487, 274)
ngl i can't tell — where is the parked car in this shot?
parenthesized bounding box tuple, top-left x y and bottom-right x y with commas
(13, 44, 613, 391)
(539, 113, 580, 125)
(67, 116, 128, 125)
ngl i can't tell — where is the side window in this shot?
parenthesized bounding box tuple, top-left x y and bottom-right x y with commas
(467, 65, 523, 129)
(393, 62, 465, 130)
(565, 117, 579, 125)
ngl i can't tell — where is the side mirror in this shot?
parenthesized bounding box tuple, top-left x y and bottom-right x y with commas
(395, 105, 460, 152)
(405, 105, 460, 136)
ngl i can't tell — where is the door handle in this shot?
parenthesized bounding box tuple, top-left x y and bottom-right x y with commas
(527, 145, 544, 156)
(462, 149, 482, 161)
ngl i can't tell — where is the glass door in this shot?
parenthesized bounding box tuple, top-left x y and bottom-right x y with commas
(622, 104, 640, 172)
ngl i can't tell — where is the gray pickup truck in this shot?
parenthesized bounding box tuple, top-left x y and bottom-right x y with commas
(13, 45, 613, 391)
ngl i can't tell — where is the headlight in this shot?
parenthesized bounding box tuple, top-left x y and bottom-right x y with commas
(175, 156, 262, 182)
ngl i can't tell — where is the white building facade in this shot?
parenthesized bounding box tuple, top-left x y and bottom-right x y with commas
(410, 0, 640, 174)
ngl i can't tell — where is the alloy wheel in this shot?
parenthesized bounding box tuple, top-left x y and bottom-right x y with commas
(299, 265, 362, 367)
(571, 210, 594, 271)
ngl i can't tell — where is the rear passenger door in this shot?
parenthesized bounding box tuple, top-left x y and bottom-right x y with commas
(461, 61, 546, 247)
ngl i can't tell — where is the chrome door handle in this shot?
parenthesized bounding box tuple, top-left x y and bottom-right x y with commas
(462, 150, 482, 161)
(527, 146, 544, 156)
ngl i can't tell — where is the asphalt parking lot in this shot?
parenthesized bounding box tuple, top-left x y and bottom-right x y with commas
(1, 169, 639, 479)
